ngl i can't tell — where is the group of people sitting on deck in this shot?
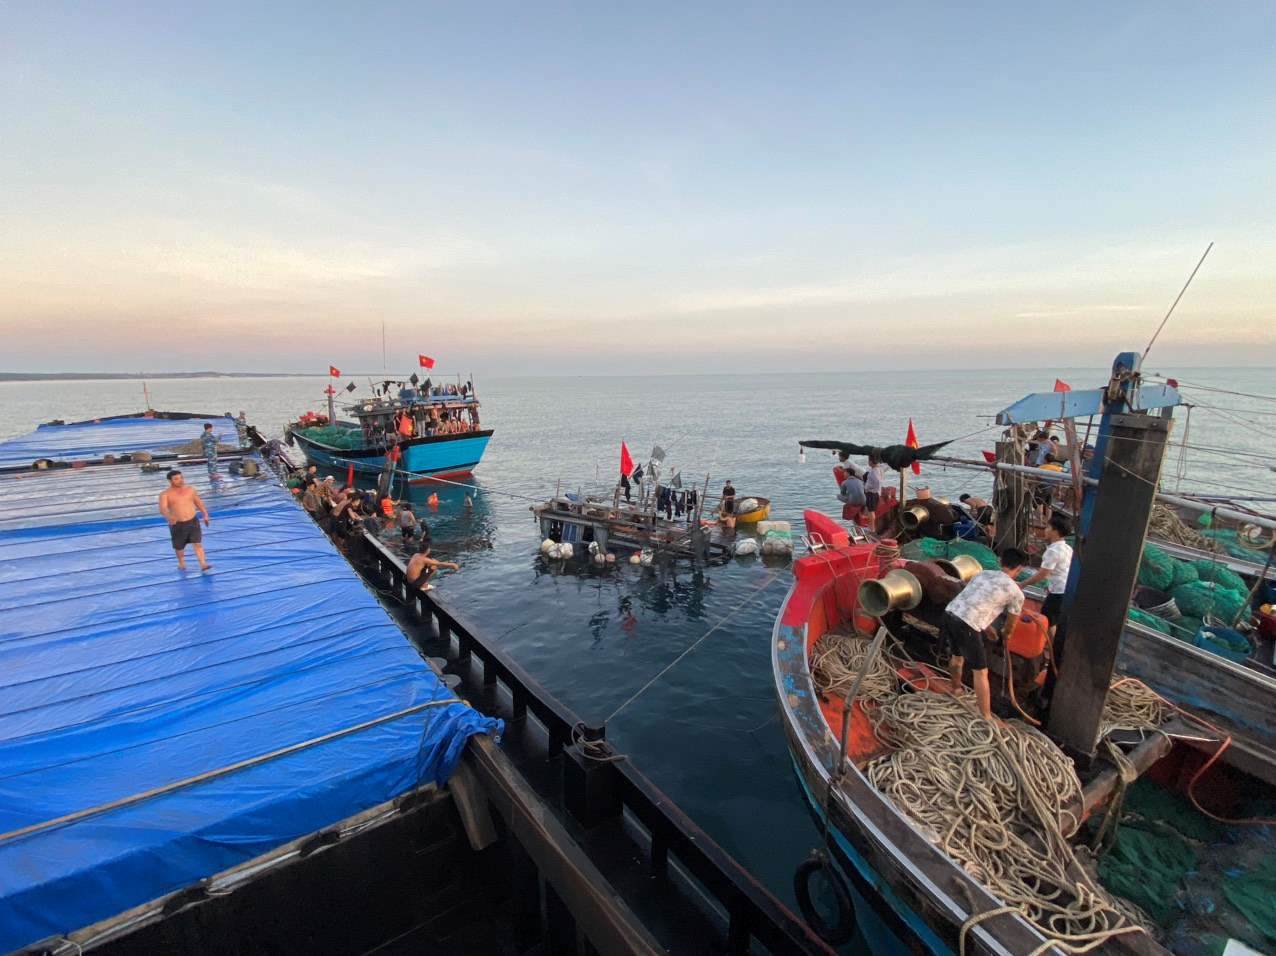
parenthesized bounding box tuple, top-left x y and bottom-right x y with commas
(286, 465, 459, 591)
(831, 451, 888, 527)
(428, 381, 473, 399)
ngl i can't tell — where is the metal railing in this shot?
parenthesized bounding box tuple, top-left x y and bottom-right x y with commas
(356, 530, 831, 955)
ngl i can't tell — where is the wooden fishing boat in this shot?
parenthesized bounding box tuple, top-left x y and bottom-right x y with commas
(286, 377, 492, 482)
(774, 356, 1276, 954)
(773, 514, 1276, 955)
(734, 495, 771, 523)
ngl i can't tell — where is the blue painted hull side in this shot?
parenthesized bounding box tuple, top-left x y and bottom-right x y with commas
(296, 434, 491, 478)
(791, 761, 951, 956)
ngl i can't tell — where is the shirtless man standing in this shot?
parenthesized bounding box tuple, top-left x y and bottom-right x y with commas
(159, 469, 212, 571)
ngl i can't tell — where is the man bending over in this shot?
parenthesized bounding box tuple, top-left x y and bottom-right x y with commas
(942, 547, 1027, 720)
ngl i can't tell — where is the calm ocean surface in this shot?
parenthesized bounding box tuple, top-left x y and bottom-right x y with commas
(2, 367, 1272, 938)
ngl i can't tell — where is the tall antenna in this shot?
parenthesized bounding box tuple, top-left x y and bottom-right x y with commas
(1143, 242, 1213, 361)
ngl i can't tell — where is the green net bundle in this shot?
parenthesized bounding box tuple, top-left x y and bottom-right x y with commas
(1223, 855, 1276, 946)
(1138, 544, 1176, 591)
(1167, 615, 1204, 642)
(900, 538, 947, 562)
(296, 425, 363, 450)
(899, 538, 1000, 570)
(1169, 559, 1200, 589)
(1191, 560, 1247, 595)
(1172, 580, 1247, 623)
(946, 540, 1000, 569)
(1128, 607, 1172, 634)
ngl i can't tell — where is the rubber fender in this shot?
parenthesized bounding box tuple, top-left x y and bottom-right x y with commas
(793, 852, 856, 945)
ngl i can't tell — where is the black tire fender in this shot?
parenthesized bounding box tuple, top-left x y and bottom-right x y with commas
(794, 852, 856, 946)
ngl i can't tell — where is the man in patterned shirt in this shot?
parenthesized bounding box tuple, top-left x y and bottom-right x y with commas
(942, 547, 1028, 720)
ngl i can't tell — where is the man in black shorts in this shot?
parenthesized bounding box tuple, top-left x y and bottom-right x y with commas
(158, 469, 212, 572)
(942, 547, 1027, 719)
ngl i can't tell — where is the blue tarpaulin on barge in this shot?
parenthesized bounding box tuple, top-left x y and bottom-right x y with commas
(0, 414, 236, 468)
(0, 418, 501, 951)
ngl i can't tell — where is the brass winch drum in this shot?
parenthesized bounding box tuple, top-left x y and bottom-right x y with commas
(900, 505, 929, 531)
(934, 554, 981, 584)
(858, 569, 923, 617)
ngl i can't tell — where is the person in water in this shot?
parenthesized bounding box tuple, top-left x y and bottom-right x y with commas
(405, 543, 458, 593)
(398, 502, 418, 540)
(943, 548, 1027, 720)
(158, 469, 212, 572)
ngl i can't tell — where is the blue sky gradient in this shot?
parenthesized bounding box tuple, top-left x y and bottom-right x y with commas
(2, 2, 1273, 372)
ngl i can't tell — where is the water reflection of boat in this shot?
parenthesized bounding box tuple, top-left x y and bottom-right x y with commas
(286, 375, 492, 481)
(773, 353, 1276, 955)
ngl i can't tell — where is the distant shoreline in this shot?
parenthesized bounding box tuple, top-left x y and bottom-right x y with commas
(0, 372, 325, 382)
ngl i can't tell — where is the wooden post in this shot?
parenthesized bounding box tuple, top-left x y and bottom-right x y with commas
(993, 440, 1026, 553)
(1062, 418, 1085, 516)
(1047, 413, 1171, 761)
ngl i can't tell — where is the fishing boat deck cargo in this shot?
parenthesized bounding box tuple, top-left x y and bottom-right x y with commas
(0, 412, 500, 951)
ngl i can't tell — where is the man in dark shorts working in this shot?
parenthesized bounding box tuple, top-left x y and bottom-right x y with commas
(405, 543, 458, 593)
(158, 469, 212, 571)
(942, 547, 1027, 720)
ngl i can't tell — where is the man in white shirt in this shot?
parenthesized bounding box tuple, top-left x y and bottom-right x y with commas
(864, 454, 883, 513)
(1019, 514, 1073, 638)
(942, 548, 1028, 720)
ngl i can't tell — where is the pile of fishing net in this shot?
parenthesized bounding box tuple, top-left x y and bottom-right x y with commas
(1172, 580, 1248, 624)
(1098, 781, 1276, 956)
(1137, 544, 1177, 591)
(899, 537, 999, 570)
(295, 425, 363, 449)
(865, 690, 1154, 948)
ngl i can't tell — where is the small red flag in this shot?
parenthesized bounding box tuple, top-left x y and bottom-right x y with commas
(620, 441, 635, 478)
(1053, 378, 1071, 392)
(329, 365, 341, 377)
(982, 450, 997, 464)
(419, 354, 435, 369)
(905, 418, 921, 475)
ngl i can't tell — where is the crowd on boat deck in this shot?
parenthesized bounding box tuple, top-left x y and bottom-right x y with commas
(287, 466, 432, 543)
(360, 402, 482, 444)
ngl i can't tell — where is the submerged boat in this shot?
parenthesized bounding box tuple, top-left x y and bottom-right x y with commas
(773, 353, 1276, 955)
(287, 376, 492, 482)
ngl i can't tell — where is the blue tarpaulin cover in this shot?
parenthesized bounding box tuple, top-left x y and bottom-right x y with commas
(0, 414, 237, 468)
(0, 418, 501, 950)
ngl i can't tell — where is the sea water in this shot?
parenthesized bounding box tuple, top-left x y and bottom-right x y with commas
(3, 367, 1272, 940)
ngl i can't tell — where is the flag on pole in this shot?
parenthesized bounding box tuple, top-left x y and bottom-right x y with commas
(1053, 378, 1071, 392)
(328, 365, 341, 377)
(905, 419, 921, 475)
(620, 441, 635, 478)
(419, 355, 435, 369)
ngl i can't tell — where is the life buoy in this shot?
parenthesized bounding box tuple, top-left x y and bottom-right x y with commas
(793, 852, 856, 945)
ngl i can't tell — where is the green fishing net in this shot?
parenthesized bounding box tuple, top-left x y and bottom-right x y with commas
(1127, 607, 1171, 633)
(295, 426, 363, 450)
(1192, 560, 1248, 595)
(1172, 581, 1247, 623)
(1138, 544, 1175, 591)
(899, 538, 1001, 570)
(1167, 615, 1204, 642)
(1170, 559, 1200, 589)
(1221, 852, 1276, 947)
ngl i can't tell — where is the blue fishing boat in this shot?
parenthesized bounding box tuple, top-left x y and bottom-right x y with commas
(287, 376, 492, 482)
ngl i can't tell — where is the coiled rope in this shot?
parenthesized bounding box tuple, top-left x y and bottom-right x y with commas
(820, 634, 1167, 954)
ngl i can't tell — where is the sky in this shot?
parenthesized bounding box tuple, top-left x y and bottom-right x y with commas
(2, 2, 1274, 375)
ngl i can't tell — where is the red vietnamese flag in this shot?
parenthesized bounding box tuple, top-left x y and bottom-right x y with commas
(620, 441, 635, 478)
(419, 354, 435, 369)
(328, 365, 341, 377)
(1053, 378, 1071, 392)
(905, 418, 921, 475)
(982, 450, 997, 464)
